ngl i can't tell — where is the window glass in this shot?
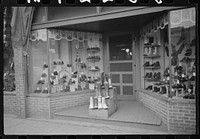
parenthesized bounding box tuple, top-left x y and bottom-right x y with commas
(169, 7, 196, 99)
(109, 34, 132, 61)
(29, 29, 48, 93)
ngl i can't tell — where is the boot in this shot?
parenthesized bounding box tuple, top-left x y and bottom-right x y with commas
(148, 47, 152, 55)
(153, 46, 158, 55)
(94, 97, 98, 109)
(104, 81, 110, 98)
(98, 97, 103, 109)
(144, 47, 149, 56)
(102, 97, 108, 109)
(89, 96, 94, 109)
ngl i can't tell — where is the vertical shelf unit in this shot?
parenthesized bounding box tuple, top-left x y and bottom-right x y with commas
(143, 43, 162, 90)
(87, 47, 101, 78)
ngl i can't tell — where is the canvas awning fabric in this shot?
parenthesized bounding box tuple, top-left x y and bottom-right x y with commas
(11, 7, 35, 49)
(139, 13, 168, 37)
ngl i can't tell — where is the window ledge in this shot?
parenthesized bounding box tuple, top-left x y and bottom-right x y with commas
(27, 89, 95, 98)
(137, 89, 196, 104)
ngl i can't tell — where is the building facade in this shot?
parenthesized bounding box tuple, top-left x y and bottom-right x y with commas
(4, 6, 197, 134)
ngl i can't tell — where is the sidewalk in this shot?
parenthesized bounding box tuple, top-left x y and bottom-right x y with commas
(4, 115, 170, 135)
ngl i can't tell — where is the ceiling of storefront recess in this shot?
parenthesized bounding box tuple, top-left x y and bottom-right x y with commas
(56, 12, 164, 33)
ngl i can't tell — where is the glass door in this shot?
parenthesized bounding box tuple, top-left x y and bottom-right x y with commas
(108, 34, 136, 100)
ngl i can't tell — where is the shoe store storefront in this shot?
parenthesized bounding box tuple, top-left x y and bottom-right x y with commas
(4, 7, 197, 133)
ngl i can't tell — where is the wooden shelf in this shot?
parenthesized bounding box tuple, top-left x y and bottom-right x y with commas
(144, 44, 161, 47)
(89, 69, 100, 72)
(144, 66, 161, 69)
(87, 49, 100, 53)
(144, 78, 160, 82)
(143, 55, 160, 58)
(87, 58, 101, 61)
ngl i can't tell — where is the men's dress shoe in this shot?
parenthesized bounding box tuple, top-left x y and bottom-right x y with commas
(154, 61, 160, 67)
(144, 72, 149, 78)
(148, 72, 152, 78)
(143, 61, 150, 67)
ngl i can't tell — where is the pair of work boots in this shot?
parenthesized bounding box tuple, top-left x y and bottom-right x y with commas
(89, 96, 108, 109)
(143, 61, 160, 67)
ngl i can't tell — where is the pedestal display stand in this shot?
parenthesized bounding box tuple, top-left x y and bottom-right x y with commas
(89, 87, 117, 118)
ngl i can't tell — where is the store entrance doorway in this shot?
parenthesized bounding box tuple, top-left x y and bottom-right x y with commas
(108, 33, 136, 100)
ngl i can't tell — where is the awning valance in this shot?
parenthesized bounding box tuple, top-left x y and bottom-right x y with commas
(140, 13, 168, 37)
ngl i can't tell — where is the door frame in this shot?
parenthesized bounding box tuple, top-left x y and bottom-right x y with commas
(104, 31, 137, 100)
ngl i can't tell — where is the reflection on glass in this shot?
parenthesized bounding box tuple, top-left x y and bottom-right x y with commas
(170, 7, 196, 99)
(109, 34, 132, 61)
(29, 29, 48, 93)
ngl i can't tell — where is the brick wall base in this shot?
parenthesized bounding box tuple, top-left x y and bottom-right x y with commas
(50, 91, 94, 118)
(136, 90, 196, 134)
(26, 90, 94, 119)
(3, 92, 17, 115)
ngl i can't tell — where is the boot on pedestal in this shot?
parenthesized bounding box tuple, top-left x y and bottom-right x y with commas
(89, 96, 94, 109)
(98, 97, 103, 109)
(94, 97, 98, 109)
(102, 97, 108, 109)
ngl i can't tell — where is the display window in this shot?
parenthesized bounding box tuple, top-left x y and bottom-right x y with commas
(140, 8, 196, 99)
(169, 7, 196, 99)
(29, 29, 104, 94)
(29, 29, 48, 94)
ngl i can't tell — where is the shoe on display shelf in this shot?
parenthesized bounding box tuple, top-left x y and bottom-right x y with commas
(185, 48, 192, 56)
(190, 38, 196, 47)
(143, 61, 150, 67)
(152, 61, 160, 68)
(34, 87, 42, 93)
(148, 72, 153, 79)
(145, 85, 153, 90)
(144, 47, 149, 56)
(144, 72, 149, 78)
(152, 46, 158, 55)
(42, 88, 48, 93)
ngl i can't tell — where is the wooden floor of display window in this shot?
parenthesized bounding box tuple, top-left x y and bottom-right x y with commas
(54, 101, 168, 132)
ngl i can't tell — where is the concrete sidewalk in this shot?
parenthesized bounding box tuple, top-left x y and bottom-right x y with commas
(3, 115, 171, 135)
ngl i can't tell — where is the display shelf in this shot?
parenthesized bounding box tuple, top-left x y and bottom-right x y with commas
(144, 44, 161, 48)
(87, 58, 101, 62)
(89, 69, 100, 72)
(143, 55, 161, 58)
(144, 66, 161, 69)
(144, 78, 160, 82)
(87, 49, 100, 53)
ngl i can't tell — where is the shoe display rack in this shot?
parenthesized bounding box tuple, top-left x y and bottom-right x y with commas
(87, 47, 101, 77)
(34, 63, 49, 93)
(143, 42, 162, 91)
